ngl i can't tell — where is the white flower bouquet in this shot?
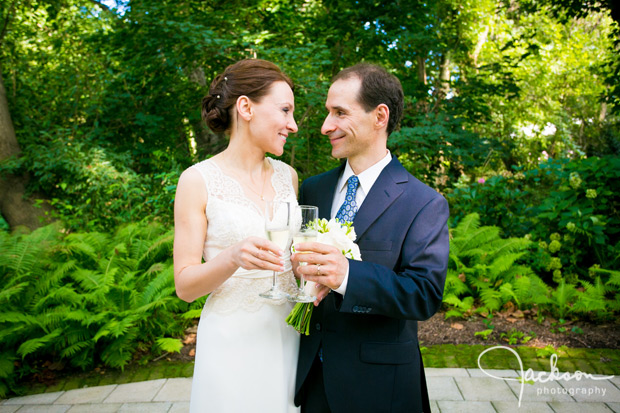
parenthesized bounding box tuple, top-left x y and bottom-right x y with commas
(286, 218, 362, 335)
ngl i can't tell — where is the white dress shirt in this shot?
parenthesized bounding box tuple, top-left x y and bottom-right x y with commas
(331, 150, 393, 295)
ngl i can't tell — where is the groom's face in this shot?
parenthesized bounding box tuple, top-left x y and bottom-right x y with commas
(321, 76, 377, 162)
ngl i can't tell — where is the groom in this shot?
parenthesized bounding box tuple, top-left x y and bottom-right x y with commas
(291, 63, 450, 412)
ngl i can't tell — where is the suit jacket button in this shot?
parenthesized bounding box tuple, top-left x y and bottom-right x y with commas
(353, 305, 359, 312)
(315, 323, 322, 331)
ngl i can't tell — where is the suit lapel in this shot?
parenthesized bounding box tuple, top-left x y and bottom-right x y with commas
(352, 157, 408, 239)
(314, 164, 344, 220)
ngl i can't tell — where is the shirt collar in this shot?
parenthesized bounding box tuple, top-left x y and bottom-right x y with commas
(337, 150, 392, 195)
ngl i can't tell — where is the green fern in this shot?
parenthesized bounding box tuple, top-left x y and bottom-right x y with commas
(479, 288, 503, 312)
(182, 308, 204, 319)
(550, 281, 578, 319)
(17, 328, 63, 358)
(63, 232, 110, 263)
(488, 252, 526, 278)
(137, 264, 175, 307)
(498, 282, 518, 305)
(450, 212, 480, 239)
(33, 285, 82, 311)
(0, 224, 58, 275)
(443, 294, 474, 318)
(0, 282, 30, 304)
(1, 221, 191, 396)
(156, 337, 183, 353)
(453, 227, 501, 257)
(35, 260, 78, 296)
(59, 340, 92, 359)
(608, 271, 620, 287)
(136, 230, 174, 270)
(0, 354, 16, 398)
(487, 238, 532, 261)
(100, 333, 138, 369)
(443, 270, 470, 297)
(445, 213, 539, 316)
(572, 278, 608, 317)
(0, 311, 38, 325)
(513, 273, 551, 308)
(0, 356, 15, 380)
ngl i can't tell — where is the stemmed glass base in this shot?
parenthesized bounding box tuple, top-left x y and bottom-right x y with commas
(259, 277, 289, 300)
(287, 262, 316, 303)
(287, 288, 316, 303)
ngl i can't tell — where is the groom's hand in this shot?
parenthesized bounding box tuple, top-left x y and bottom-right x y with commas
(291, 242, 349, 291)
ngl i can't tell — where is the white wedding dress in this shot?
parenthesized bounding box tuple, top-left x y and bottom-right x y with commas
(189, 157, 300, 413)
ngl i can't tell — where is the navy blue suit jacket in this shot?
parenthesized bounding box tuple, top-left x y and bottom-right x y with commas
(294, 156, 449, 413)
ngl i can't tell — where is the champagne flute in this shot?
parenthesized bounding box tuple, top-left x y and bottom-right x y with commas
(259, 200, 292, 299)
(289, 205, 319, 303)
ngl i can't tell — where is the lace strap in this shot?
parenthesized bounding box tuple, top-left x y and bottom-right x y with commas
(192, 158, 294, 199)
(269, 158, 295, 203)
(190, 159, 224, 198)
(192, 159, 262, 218)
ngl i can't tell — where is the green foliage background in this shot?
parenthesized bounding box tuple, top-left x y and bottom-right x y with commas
(0, 221, 205, 397)
(0, 0, 619, 398)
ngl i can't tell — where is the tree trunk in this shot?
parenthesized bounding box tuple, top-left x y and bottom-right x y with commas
(438, 51, 451, 99)
(599, 101, 607, 122)
(469, 25, 490, 70)
(416, 55, 427, 85)
(0, 69, 51, 231)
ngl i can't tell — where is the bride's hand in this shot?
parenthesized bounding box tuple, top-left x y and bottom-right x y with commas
(230, 236, 285, 272)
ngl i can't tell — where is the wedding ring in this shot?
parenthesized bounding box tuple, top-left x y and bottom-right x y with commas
(316, 264, 321, 276)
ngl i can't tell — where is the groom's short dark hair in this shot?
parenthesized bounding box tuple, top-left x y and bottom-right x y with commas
(333, 63, 404, 136)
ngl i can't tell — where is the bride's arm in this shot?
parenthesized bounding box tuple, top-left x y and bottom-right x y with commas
(173, 168, 285, 303)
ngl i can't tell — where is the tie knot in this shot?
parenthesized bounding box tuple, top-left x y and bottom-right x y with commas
(347, 175, 359, 191)
(335, 175, 360, 224)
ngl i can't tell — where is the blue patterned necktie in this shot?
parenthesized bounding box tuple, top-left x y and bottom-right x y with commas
(335, 175, 360, 223)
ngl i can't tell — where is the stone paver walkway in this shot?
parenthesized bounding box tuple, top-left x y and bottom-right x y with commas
(1, 368, 619, 412)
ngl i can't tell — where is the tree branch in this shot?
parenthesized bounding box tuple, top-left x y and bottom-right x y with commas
(0, 0, 17, 47)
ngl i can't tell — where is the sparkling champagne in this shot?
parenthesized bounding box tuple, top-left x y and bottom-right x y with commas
(293, 231, 318, 246)
(293, 230, 317, 266)
(267, 229, 290, 250)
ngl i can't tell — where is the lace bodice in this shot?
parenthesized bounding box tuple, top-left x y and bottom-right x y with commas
(191, 157, 298, 313)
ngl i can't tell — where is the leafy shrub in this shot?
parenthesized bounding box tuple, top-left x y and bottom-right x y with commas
(446, 172, 533, 237)
(1, 134, 180, 232)
(0, 222, 202, 397)
(392, 110, 501, 190)
(444, 213, 549, 318)
(447, 156, 620, 283)
(443, 213, 619, 322)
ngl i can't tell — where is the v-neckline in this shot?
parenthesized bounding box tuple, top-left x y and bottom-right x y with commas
(209, 157, 278, 217)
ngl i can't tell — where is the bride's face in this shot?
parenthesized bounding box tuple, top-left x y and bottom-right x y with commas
(249, 81, 298, 156)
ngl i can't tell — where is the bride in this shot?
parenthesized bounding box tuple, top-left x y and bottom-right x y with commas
(173, 59, 300, 412)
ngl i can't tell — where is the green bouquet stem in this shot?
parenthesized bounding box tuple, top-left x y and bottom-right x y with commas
(286, 218, 360, 335)
(286, 302, 314, 335)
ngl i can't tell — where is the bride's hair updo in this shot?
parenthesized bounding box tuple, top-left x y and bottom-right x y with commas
(202, 59, 294, 133)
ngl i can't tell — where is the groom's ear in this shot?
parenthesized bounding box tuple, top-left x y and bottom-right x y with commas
(374, 103, 389, 131)
(236, 95, 253, 121)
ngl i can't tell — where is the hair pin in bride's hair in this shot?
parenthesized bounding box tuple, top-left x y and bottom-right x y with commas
(217, 95, 221, 99)
(224, 76, 228, 82)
